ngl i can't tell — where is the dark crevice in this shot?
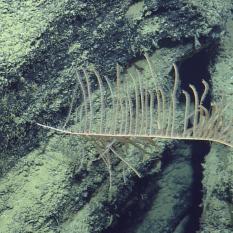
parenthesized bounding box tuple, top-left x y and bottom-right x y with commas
(178, 47, 214, 233)
(103, 173, 159, 233)
(102, 148, 173, 233)
(179, 47, 212, 108)
(186, 141, 210, 233)
(103, 47, 214, 233)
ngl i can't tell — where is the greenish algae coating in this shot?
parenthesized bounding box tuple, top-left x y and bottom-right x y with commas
(0, 0, 66, 68)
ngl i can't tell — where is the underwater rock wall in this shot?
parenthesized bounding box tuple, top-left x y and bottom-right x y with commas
(0, 0, 232, 232)
(199, 18, 233, 233)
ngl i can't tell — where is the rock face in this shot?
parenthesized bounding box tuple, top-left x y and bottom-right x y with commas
(0, 0, 232, 232)
(199, 18, 233, 233)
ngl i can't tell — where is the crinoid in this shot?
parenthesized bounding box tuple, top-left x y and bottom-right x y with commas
(37, 54, 233, 179)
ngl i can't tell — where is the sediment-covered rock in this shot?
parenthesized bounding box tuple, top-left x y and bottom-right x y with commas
(0, 0, 232, 232)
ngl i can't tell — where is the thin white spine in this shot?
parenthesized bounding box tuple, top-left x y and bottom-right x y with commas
(76, 71, 88, 132)
(156, 89, 161, 130)
(189, 84, 199, 137)
(36, 122, 233, 148)
(110, 147, 142, 177)
(149, 90, 154, 135)
(182, 90, 190, 137)
(145, 90, 148, 134)
(113, 66, 120, 135)
(83, 69, 93, 133)
(104, 75, 115, 134)
(126, 79, 133, 134)
(124, 83, 129, 135)
(200, 79, 209, 105)
(160, 88, 166, 133)
(117, 65, 124, 134)
(171, 63, 179, 136)
(78, 105, 84, 132)
(129, 72, 139, 135)
(93, 69, 105, 134)
(136, 69, 144, 135)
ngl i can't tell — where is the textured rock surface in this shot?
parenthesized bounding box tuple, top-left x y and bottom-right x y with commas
(199, 18, 233, 233)
(0, 0, 232, 232)
(122, 144, 194, 233)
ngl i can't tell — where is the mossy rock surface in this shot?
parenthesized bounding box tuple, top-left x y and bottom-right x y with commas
(0, 0, 232, 232)
(199, 17, 233, 233)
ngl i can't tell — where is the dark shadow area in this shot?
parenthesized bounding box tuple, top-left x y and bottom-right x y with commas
(179, 48, 212, 108)
(103, 173, 159, 233)
(178, 47, 213, 233)
(185, 141, 210, 233)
